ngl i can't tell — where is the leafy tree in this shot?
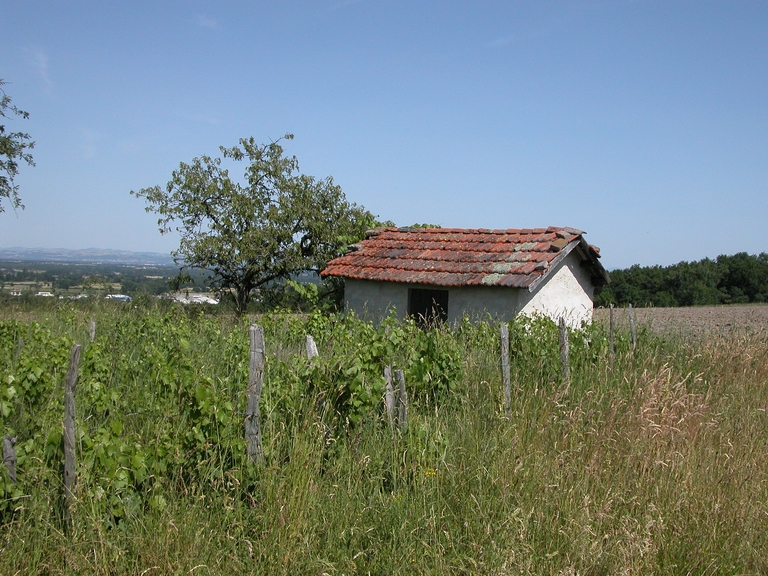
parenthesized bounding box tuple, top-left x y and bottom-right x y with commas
(0, 79, 35, 213)
(717, 252, 768, 303)
(132, 135, 375, 316)
(595, 252, 768, 307)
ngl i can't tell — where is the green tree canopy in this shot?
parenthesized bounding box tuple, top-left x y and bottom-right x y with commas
(595, 252, 768, 307)
(132, 135, 375, 316)
(0, 79, 35, 213)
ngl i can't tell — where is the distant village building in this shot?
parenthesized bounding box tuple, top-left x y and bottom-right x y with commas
(169, 292, 219, 305)
(321, 227, 610, 327)
(105, 294, 132, 302)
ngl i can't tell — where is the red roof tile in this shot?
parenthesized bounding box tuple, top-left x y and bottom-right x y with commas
(321, 226, 609, 288)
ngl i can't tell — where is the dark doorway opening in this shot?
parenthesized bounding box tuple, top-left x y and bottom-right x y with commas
(408, 288, 449, 324)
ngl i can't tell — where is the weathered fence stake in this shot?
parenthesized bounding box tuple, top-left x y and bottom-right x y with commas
(500, 324, 511, 417)
(63, 344, 81, 524)
(558, 318, 570, 389)
(628, 304, 637, 351)
(609, 303, 615, 369)
(384, 365, 396, 426)
(3, 435, 16, 484)
(15, 337, 23, 362)
(394, 369, 408, 431)
(305, 335, 319, 361)
(89, 321, 96, 343)
(245, 325, 265, 463)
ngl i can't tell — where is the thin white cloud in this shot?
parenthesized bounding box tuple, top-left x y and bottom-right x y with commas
(80, 128, 101, 160)
(489, 35, 516, 48)
(190, 112, 220, 126)
(196, 14, 219, 30)
(28, 47, 53, 94)
(175, 110, 221, 126)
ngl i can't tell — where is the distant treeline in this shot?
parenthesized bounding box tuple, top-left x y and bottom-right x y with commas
(595, 252, 768, 307)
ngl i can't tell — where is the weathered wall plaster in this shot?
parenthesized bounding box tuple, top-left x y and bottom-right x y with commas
(343, 251, 594, 326)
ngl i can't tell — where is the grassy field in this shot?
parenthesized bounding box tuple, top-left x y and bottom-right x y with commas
(0, 301, 766, 574)
(595, 303, 768, 336)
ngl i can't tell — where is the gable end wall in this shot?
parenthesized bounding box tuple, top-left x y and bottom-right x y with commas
(520, 251, 595, 326)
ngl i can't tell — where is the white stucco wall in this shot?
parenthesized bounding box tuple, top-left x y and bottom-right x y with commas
(343, 251, 595, 326)
(443, 285, 522, 323)
(344, 278, 409, 321)
(519, 252, 595, 327)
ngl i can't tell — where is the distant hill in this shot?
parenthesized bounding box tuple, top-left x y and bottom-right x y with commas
(0, 247, 174, 266)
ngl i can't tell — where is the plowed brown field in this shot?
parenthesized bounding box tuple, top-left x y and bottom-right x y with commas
(593, 304, 768, 336)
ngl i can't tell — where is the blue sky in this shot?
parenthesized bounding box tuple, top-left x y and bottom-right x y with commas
(1, 1, 766, 269)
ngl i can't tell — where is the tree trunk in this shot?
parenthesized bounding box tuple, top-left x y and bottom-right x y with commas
(235, 286, 250, 318)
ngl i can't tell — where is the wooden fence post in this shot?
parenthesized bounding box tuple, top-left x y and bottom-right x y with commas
(15, 337, 23, 362)
(3, 435, 16, 484)
(384, 365, 396, 426)
(558, 318, 570, 389)
(89, 321, 96, 343)
(245, 325, 265, 463)
(63, 344, 81, 524)
(394, 369, 408, 431)
(306, 335, 318, 361)
(500, 324, 511, 417)
(609, 303, 615, 369)
(628, 304, 637, 351)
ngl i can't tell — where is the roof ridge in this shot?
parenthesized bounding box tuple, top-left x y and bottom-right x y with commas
(376, 226, 583, 234)
(323, 226, 606, 288)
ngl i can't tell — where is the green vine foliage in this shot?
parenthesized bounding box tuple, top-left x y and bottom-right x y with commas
(0, 306, 610, 522)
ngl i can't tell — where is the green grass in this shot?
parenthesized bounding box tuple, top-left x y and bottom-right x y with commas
(0, 302, 766, 574)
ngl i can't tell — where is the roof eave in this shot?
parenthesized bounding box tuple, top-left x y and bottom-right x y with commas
(525, 240, 579, 293)
(525, 237, 610, 292)
(578, 237, 611, 286)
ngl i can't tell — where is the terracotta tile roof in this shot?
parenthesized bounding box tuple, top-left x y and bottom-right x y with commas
(321, 226, 609, 289)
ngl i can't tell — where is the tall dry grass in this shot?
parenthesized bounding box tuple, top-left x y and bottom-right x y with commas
(0, 304, 766, 574)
